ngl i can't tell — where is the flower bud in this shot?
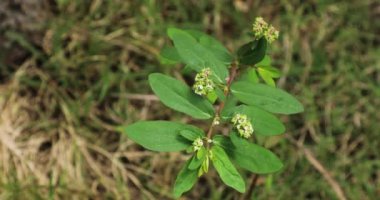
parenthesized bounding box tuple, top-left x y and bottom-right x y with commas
(212, 116, 220, 125)
(193, 68, 215, 96)
(265, 25, 279, 43)
(252, 17, 268, 39)
(252, 17, 279, 43)
(192, 137, 204, 151)
(231, 113, 254, 138)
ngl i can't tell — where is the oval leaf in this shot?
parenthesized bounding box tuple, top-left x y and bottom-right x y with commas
(231, 81, 304, 114)
(258, 65, 281, 78)
(159, 46, 182, 65)
(149, 73, 214, 119)
(237, 67, 260, 84)
(189, 153, 205, 170)
(237, 38, 267, 65)
(182, 29, 232, 60)
(213, 135, 283, 174)
(256, 55, 272, 67)
(173, 159, 198, 198)
(257, 67, 276, 87)
(185, 29, 233, 64)
(167, 28, 228, 83)
(122, 121, 201, 152)
(180, 129, 204, 141)
(211, 145, 246, 193)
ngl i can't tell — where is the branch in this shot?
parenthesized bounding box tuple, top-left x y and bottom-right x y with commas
(207, 63, 238, 139)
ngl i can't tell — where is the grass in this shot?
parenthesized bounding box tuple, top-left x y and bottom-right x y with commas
(0, 0, 379, 199)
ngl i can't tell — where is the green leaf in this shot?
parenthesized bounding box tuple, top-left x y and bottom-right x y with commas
(173, 159, 199, 198)
(184, 30, 232, 61)
(167, 28, 229, 83)
(257, 67, 276, 87)
(237, 38, 267, 65)
(185, 29, 233, 64)
(182, 65, 194, 75)
(188, 155, 203, 170)
(256, 55, 271, 67)
(258, 66, 281, 78)
(149, 73, 215, 119)
(215, 86, 226, 102)
(122, 121, 201, 152)
(231, 81, 304, 114)
(206, 90, 218, 104)
(220, 95, 238, 121)
(180, 129, 204, 141)
(197, 146, 206, 159)
(201, 154, 210, 174)
(211, 145, 246, 193)
(223, 105, 285, 136)
(189, 150, 206, 170)
(159, 46, 182, 65)
(213, 135, 283, 174)
(238, 68, 259, 84)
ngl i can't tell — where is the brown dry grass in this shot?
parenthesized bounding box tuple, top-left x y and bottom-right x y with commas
(0, 0, 379, 199)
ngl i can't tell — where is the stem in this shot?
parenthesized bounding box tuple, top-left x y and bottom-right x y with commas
(206, 62, 238, 140)
(240, 174, 259, 200)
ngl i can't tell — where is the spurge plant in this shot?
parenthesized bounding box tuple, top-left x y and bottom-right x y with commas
(120, 18, 304, 198)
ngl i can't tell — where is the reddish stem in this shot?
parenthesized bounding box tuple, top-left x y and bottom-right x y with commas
(206, 63, 238, 140)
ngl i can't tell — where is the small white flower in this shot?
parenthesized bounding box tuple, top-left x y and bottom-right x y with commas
(212, 116, 220, 125)
(192, 137, 204, 151)
(265, 25, 279, 43)
(192, 68, 215, 96)
(231, 113, 254, 138)
(252, 17, 279, 43)
(252, 17, 268, 39)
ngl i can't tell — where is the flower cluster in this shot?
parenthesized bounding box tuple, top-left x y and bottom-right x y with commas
(212, 116, 220, 125)
(231, 114, 254, 138)
(193, 68, 215, 96)
(192, 137, 204, 151)
(252, 17, 279, 43)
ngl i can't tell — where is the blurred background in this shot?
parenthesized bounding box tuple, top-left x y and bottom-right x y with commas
(0, 0, 379, 199)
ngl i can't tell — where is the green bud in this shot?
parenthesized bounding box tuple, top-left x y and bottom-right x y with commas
(212, 115, 220, 125)
(193, 68, 215, 96)
(192, 137, 204, 151)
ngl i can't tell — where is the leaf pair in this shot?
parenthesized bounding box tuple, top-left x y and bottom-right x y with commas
(123, 121, 207, 197)
(174, 145, 247, 197)
(237, 37, 281, 87)
(255, 55, 281, 87)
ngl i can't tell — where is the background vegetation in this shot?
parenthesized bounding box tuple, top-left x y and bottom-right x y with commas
(0, 0, 379, 199)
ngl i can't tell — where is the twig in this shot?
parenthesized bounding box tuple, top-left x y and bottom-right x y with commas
(240, 174, 259, 200)
(206, 63, 238, 140)
(286, 135, 347, 200)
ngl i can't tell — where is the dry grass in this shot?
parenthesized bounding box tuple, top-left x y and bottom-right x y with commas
(0, 0, 379, 199)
